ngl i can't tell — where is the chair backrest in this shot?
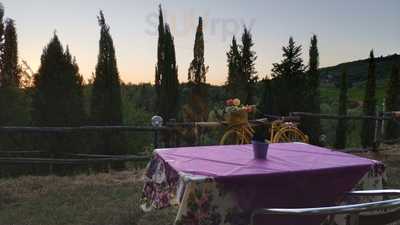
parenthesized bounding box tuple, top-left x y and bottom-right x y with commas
(250, 189, 400, 225)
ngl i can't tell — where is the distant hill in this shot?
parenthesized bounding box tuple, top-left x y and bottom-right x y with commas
(320, 53, 400, 86)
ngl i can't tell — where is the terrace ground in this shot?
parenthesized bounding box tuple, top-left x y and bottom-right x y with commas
(0, 145, 399, 225)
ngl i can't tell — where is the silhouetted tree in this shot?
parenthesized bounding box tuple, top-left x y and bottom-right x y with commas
(185, 17, 208, 121)
(159, 24, 179, 122)
(240, 28, 258, 105)
(384, 65, 400, 139)
(0, 17, 21, 125)
(32, 34, 84, 158)
(271, 37, 306, 115)
(259, 77, 276, 116)
(64, 48, 85, 124)
(183, 17, 209, 145)
(154, 5, 179, 122)
(335, 69, 348, 149)
(2, 19, 19, 87)
(0, 10, 31, 153)
(302, 35, 321, 145)
(226, 36, 241, 98)
(155, 5, 164, 115)
(361, 50, 376, 148)
(0, 3, 5, 86)
(90, 11, 126, 164)
(33, 34, 84, 126)
(188, 17, 207, 84)
(152, 6, 180, 147)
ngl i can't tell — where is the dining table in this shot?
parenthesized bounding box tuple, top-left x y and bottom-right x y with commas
(141, 143, 385, 225)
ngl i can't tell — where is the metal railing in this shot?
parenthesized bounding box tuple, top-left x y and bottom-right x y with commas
(250, 189, 400, 225)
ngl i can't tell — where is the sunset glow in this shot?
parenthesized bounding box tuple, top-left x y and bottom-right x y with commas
(2, 0, 399, 84)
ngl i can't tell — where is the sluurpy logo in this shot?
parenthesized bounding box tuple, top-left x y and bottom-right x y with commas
(145, 8, 256, 42)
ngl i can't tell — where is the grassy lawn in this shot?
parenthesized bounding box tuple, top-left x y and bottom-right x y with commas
(0, 170, 176, 225)
(1, 146, 399, 225)
(319, 82, 388, 147)
(320, 82, 387, 105)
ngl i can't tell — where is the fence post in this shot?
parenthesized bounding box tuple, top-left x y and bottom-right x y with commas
(194, 123, 199, 146)
(153, 130, 159, 149)
(175, 129, 181, 147)
(381, 101, 386, 139)
(86, 159, 91, 175)
(373, 111, 382, 151)
(151, 115, 163, 149)
(169, 119, 176, 147)
(107, 161, 112, 173)
(49, 153, 54, 174)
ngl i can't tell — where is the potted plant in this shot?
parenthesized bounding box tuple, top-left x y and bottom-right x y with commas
(224, 98, 254, 126)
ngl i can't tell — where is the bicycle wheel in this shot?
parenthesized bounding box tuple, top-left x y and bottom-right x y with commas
(272, 127, 309, 143)
(220, 129, 251, 145)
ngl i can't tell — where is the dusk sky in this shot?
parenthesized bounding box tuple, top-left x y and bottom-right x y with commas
(2, 0, 399, 84)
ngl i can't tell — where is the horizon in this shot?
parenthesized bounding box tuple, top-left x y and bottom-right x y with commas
(2, 0, 399, 85)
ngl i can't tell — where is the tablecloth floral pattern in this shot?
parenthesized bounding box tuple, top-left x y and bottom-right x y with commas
(333, 162, 386, 225)
(141, 148, 385, 225)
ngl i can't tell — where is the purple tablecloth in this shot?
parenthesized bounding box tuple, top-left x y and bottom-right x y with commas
(158, 143, 375, 178)
(145, 143, 382, 225)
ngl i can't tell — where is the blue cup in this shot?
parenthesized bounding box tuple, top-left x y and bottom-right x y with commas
(252, 140, 269, 159)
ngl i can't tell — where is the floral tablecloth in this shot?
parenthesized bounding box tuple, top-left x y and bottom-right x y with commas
(141, 143, 385, 225)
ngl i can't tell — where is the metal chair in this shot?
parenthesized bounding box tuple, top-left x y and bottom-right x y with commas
(250, 189, 400, 225)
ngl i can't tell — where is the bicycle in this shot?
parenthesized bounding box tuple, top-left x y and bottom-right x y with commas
(219, 115, 309, 145)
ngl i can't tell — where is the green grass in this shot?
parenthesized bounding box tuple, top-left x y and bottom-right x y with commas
(319, 82, 388, 147)
(320, 81, 387, 105)
(0, 170, 176, 225)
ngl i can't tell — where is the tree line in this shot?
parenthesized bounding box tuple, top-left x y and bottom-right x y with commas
(0, 5, 126, 169)
(333, 50, 400, 149)
(0, 3, 399, 157)
(154, 5, 323, 145)
(153, 5, 400, 148)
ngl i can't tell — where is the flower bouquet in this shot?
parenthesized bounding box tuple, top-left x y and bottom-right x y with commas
(224, 98, 255, 126)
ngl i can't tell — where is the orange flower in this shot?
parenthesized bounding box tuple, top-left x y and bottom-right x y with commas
(232, 98, 241, 106)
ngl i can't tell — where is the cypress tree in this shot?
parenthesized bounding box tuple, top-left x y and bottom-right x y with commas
(259, 77, 276, 116)
(159, 24, 179, 122)
(0, 6, 31, 152)
(155, 5, 164, 115)
(0, 16, 29, 128)
(64, 47, 85, 125)
(33, 34, 84, 126)
(361, 50, 377, 148)
(186, 17, 208, 122)
(271, 37, 306, 115)
(188, 17, 207, 84)
(32, 34, 84, 157)
(335, 69, 348, 149)
(302, 35, 321, 145)
(226, 36, 241, 98)
(384, 65, 400, 139)
(155, 5, 179, 122)
(240, 28, 257, 105)
(0, 3, 5, 86)
(2, 19, 19, 87)
(91, 11, 123, 126)
(182, 17, 208, 145)
(90, 11, 125, 161)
